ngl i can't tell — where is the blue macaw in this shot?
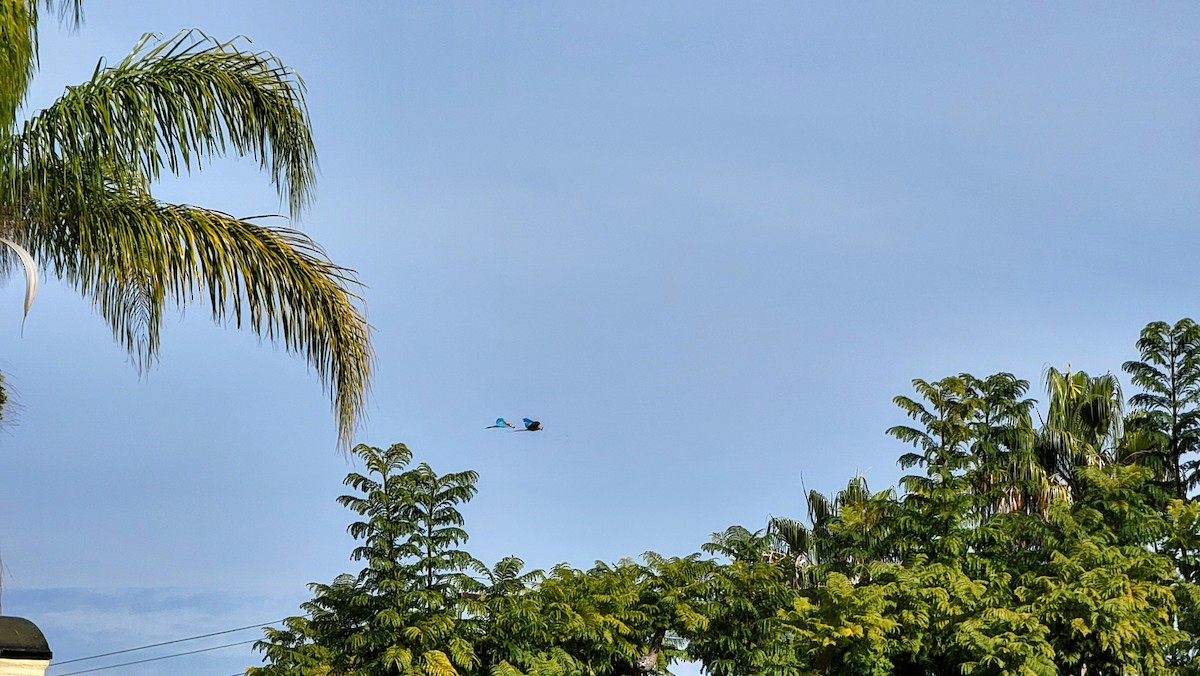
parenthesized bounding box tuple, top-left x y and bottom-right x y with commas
(486, 418, 516, 429)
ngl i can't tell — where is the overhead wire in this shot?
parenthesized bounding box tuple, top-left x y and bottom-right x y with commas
(48, 619, 283, 666)
(51, 639, 259, 675)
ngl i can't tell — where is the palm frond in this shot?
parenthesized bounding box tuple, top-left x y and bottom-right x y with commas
(0, 1, 81, 129)
(0, 0, 36, 129)
(3, 29, 315, 219)
(19, 184, 371, 447)
(0, 18, 370, 448)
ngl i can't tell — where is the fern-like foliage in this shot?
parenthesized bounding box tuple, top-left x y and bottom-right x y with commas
(1122, 318, 1200, 500)
(254, 443, 484, 675)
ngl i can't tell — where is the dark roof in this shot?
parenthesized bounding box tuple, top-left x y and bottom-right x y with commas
(0, 617, 52, 660)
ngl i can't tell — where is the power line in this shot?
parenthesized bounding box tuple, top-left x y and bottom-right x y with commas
(52, 639, 258, 676)
(49, 620, 283, 666)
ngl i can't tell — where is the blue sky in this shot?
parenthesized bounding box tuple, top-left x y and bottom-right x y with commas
(1, 2, 1198, 674)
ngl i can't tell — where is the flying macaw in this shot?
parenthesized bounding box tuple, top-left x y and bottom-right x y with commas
(520, 418, 542, 432)
(486, 418, 516, 429)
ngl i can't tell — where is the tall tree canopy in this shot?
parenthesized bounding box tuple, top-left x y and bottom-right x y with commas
(1122, 318, 1200, 500)
(0, 0, 372, 446)
(252, 444, 705, 676)
(253, 320, 1200, 675)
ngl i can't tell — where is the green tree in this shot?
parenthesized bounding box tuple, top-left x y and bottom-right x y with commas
(256, 443, 717, 676)
(471, 555, 700, 676)
(1166, 499, 1200, 672)
(466, 557, 582, 675)
(752, 369, 1182, 674)
(1035, 367, 1123, 499)
(1122, 318, 1200, 500)
(687, 526, 804, 676)
(250, 336, 1200, 674)
(1120, 320, 1200, 669)
(0, 1, 371, 445)
(252, 443, 481, 675)
(889, 373, 1045, 526)
(779, 570, 897, 676)
(1029, 466, 1180, 675)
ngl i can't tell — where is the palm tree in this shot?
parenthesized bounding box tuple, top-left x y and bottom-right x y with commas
(0, 2, 372, 446)
(766, 475, 899, 589)
(889, 373, 1071, 523)
(1035, 366, 1123, 500)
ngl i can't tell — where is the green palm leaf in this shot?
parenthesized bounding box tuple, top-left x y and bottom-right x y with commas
(0, 1, 83, 131)
(0, 22, 372, 446)
(3, 29, 315, 219)
(20, 180, 371, 444)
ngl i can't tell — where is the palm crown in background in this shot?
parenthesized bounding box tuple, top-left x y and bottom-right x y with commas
(0, 0, 373, 446)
